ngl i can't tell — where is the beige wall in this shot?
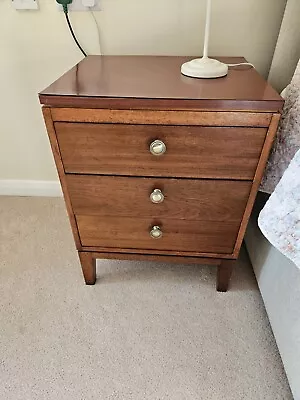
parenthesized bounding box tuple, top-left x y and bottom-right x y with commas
(0, 0, 286, 181)
(268, 0, 300, 92)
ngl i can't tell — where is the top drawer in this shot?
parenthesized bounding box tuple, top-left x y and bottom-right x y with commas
(55, 122, 267, 180)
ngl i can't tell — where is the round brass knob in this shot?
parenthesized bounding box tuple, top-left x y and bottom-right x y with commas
(150, 140, 166, 156)
(150, 225, 162, 239)
(150, 189, 164, 204)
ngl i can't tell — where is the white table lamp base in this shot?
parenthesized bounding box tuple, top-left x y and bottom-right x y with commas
(181, 0, 229, 79)
(181, 57, 228, 79)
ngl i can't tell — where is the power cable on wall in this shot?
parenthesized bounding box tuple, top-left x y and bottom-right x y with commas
(64, 11, 87, 57)
(89, 9, 102, 54)
(57, 0, 102, 57)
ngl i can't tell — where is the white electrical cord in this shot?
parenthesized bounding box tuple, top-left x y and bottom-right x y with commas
(89, 8, 101, 54)
(227, 62, 254, 68)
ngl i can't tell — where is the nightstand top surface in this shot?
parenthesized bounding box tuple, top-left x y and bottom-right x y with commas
(39, 56, 283, 112)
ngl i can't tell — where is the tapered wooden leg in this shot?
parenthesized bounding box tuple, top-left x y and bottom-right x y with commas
(78, 251, 96, 285)
(217, 259, 235, 292)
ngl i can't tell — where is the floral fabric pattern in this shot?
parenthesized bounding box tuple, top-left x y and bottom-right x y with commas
(260, 59, 300, 194)
(259, 149, 300, 268)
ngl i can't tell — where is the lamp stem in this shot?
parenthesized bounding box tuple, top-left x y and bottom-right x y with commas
(203, 0, 211, 59)
(180, 0, 228, 78)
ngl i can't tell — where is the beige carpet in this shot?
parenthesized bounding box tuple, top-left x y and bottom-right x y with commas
(0, 197, 292, 400)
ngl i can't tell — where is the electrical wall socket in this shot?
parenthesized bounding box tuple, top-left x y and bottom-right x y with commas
(82, 0, 95, 6)
(57, 0, 100, 11)
(12, 0, 39, 10)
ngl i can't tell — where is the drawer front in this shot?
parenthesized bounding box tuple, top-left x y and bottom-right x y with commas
(76, 216, 240, 254)
(66, 175, 251, 222)
(55, 123, 267, 180)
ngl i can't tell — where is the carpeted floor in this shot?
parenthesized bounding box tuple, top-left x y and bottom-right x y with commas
(0, 197, 292, 400)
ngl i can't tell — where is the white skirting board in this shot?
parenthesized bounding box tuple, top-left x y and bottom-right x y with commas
(0, 180, 63, 197)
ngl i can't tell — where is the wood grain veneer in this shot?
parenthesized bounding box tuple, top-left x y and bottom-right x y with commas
(56, 123, 267, 180)
(76, 215, 241, 254)
(40, 56, 283, 112)
(40, 56, 284, 291)
(52, 109, 272, 127)
(66, 175, 251, 221)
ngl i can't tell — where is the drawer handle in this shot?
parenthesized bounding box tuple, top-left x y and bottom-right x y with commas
(150, 140, 166, 156)
(150, 189, 164, 204)
(150, 225, 162, 239)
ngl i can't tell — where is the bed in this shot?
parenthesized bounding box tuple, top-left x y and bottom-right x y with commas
(245, 60, 300, 399)
(245, 194, 300, 400)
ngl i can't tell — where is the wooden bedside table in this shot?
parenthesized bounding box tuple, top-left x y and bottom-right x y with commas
(39, 56, 283, 291)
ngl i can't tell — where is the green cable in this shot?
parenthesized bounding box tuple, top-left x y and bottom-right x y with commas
(56, 0, 72, 13)
(56, 0, 87, 57)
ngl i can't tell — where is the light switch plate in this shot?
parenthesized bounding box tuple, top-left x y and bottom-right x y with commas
(57, 0, 100, 11)
(12, 0, 39, 10)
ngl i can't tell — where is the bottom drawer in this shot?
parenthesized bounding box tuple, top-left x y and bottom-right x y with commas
(76, 216, 241, 254)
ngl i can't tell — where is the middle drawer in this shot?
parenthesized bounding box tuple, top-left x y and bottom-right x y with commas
(66, 175, 251, 222)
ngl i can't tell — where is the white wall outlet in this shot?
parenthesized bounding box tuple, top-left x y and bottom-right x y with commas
(82, 0, 95, 6)
(12, 0, 39, 10)
(57, 0, 100, 11)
